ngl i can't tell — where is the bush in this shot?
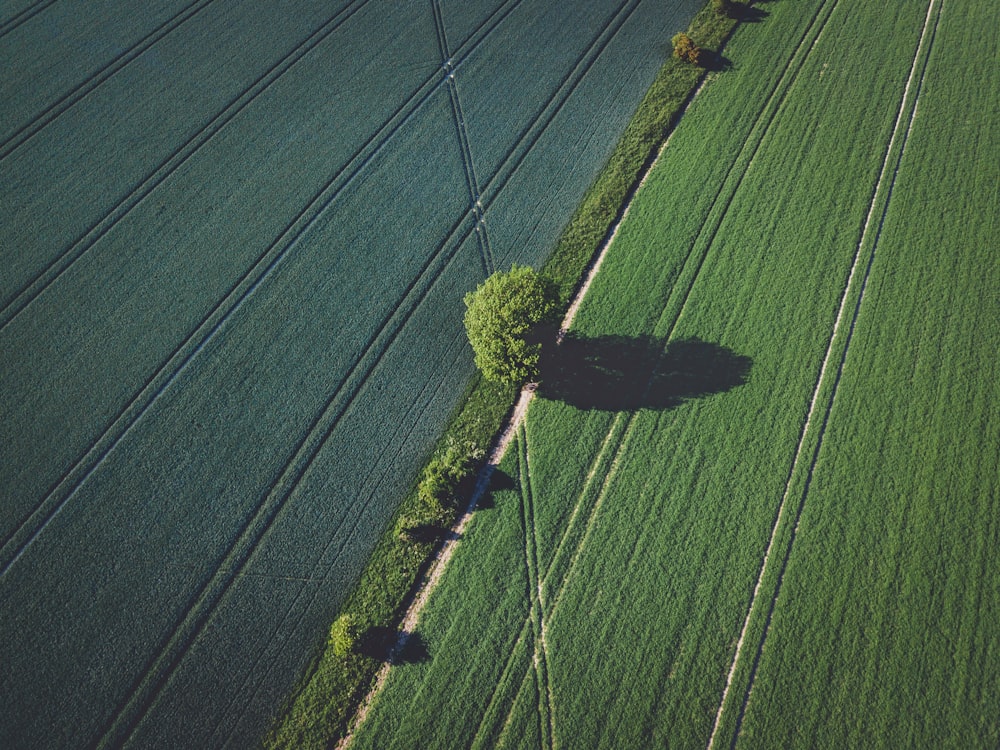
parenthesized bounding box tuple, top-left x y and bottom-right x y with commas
(328, 614, 359, 658)
(672, 32, 703, 66)
(417, 446, 474, 521)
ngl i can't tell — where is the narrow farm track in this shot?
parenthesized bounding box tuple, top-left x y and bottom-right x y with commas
(705, 2, 943, 746)
(345, 5, 848, 736)
(0, 0, 58, 39)
(0, 0, 537, 573)
(0, 0, 219, 161)
(0, 0, 377, 328)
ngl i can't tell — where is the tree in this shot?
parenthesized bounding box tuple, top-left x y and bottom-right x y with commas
(672, 32, 702, 66)
(463, 265, 560, 385)
(329, 614, 359, 658)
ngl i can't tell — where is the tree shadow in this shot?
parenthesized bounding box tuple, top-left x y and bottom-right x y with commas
(726, 2, 769, 21)
(475, 467, 516, 510)
(401, 523, 460, 544)
(359, 627, 430, 664)
(700, 50, 733, 72)
(538, 334, 751, 411)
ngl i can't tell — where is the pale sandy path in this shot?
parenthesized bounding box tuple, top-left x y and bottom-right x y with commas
(337, 65, 711, 750)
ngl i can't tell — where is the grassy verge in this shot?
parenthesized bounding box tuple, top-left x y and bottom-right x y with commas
(264, 6, 739, 748)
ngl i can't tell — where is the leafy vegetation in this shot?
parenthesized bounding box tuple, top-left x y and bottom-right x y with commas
(463, 265, 560, 385)
(352, 0, 998, 747)
(265, 3, 738, 748)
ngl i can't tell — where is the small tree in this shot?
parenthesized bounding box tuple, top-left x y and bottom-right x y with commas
(417, 446, 471, 521)
(329, 613, 359, 658)
(672, 32, 702, 66)
(463, 265, 560, 385)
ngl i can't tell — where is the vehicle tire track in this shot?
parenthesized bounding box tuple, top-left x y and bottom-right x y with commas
(0, 0, 376, 328)
(344, 0, 837, 736)
(705, 3, 943, 747)
(433, 0, 495, 276)
(520, 425, 555, 750)
(0, 0, 58, 38)
(0, 0, 532, 573)
(0, 0, 219, 161)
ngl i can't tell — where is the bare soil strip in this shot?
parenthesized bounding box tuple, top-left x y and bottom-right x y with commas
(705, 3, 941, 746)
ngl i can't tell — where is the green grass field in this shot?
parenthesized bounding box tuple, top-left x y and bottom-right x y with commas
(350, 0, 1000, 747)
(0, 0, 704, 747)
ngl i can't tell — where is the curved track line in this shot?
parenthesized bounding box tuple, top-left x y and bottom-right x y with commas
(0, 0, 218, 161)
(0, 0, 375, 329)
(706, 3, 942, 746)
(0, 0, 58, 39)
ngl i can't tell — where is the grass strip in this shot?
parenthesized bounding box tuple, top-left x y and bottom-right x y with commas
(265, 5, 739, 748)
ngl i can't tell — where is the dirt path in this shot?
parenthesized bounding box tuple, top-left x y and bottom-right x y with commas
(705, 2, 941, 745)
(338, 53, 714, 750)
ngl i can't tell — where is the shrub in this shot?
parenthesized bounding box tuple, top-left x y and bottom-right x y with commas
(672, 32, 703, 66)
(417, 446, 474, 521)
(328, 614, 359, 658)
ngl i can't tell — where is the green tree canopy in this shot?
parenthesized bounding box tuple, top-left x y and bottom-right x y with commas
(463, 265, 560, 385)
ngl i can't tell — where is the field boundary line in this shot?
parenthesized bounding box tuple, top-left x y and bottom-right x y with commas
(465, 413, 626, 750)
(0, 0, 219, 161)
(0, 0, 376, 328)
(0, 0, 532, 574)
(705, 2, 942, 746)
(0, 0, 58, 38)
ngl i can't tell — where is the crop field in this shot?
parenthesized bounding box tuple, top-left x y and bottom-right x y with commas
(0, 0, 703, 747)
(350, 0, 999, 747)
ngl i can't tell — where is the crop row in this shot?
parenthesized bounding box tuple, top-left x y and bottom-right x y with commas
(0, 0, 699, 747)
(349, 0, 961, 746)
(733, 0, 1000, 744)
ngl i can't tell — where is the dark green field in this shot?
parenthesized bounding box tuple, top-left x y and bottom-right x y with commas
(0, 1, 703, 747)
(350, 0, 1000, 747)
